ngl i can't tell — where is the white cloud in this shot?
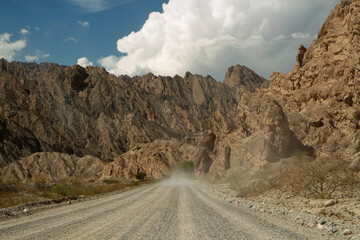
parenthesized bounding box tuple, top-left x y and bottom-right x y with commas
(24, 55, 38, 62)
(25, 50, 50, 62)
(77, 57, 93, 67)
(98, 55, 121, 70)
(0, 33, 27, 61)
(78, 21, 90, 28)
(99, 0, 338, 80)
(35, 27, 40, 31)
(68, 0, 134, 13)
(291, 32, 311, 39)
(20, 26, 32, 35)
(20, 28, 30, 35)
(65, 37, 78, 43)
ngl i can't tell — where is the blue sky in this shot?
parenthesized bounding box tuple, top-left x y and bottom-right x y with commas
(0, 0, 338, 80)
(0, 0, 167, 65)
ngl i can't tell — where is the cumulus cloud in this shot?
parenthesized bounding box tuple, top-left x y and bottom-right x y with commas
(68, 0, 134, 13)
(0, 33, 27, 61)
(98, 55, 121, 70)
(25, 50, 50, 62)
(78, 21, 90, 28)
(77, 57, 93, 67)
(20, 28, 30, 35)
(65, 37, 78, 43)
(99, 0, 337, 80)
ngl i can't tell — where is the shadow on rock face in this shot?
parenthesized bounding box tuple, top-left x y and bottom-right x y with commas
(66, 65, 89, 91)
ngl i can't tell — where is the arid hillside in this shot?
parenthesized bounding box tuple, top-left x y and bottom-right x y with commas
(0, 1, 359, 191)
(209, 0, 360, 197)
(0, 59, 264, 182)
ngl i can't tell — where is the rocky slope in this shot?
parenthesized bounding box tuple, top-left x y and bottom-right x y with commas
(0, 60, 264, 182)
(266, 0, 360, 168)
(224, 65, 268, 100)
(210, 0, 360, 190)
(2, 1, 359, 188)
(0, 152, 105, 183)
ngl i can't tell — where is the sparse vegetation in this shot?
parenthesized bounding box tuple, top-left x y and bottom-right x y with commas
(53, 184, 73, 196)
(178, 161, 194, 173)
(135, 172, 147, 180)
(0, 180, 150, 208)
(277, 158, 359, 199)
(102, 179, 120, 184)
(226, 154, 360, 199)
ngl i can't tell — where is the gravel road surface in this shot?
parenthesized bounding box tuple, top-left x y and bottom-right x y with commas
(0, 176, 331, 239)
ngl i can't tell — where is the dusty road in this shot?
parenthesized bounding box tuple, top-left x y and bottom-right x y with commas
(0, 176, 328, 240)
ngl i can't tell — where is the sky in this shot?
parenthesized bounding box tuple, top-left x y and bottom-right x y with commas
(0, 0, 339, 81)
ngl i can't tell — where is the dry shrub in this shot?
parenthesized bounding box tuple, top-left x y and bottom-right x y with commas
(135, 172, 147, 180)
(278, 157, 359, 199)
(0, 180, 149, 208)
(227, 169, 277, 197)
(226, 152, 359, 199)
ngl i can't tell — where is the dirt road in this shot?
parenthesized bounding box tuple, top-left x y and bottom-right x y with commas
(0, 176, 330, 239)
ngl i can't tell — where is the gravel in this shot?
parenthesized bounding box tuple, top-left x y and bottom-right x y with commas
(0, 175, 358, 239)
(207, 182, 360, 240)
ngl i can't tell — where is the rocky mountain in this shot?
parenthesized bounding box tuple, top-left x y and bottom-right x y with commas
(224, 65, 268, 100)
(0, 59, 264, 183)
(1, 1, 358, 187)
(267, 0, 360, 168)
(210, 0, 360, 188)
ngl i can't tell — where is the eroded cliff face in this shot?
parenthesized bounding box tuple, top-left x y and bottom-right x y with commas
(130, 72, 239, 133)
(211, 0, 360, 184)
(224, 65, 268, 100)
(0, 152, 105, 183)
(0, 139, 213, 183)
(2, 2, 358, 185)
(267, 0, 360, 168)
(0, 59, 265, 183)
(0, 62, 162, 167)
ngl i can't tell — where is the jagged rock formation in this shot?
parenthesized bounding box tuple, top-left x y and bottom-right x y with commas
(224, 65, 268, 100)
(211, 0, 360, 183)
(0, 152, 105, 183)
(210, 92, 313, 180)
(0, 59, 265, 182)
(101, 139, 212, 180)
(130, 72, 239, 133)
(0, 140, 211, 183)
(267, 0, 360, 168)
(3, 2, 357, 186)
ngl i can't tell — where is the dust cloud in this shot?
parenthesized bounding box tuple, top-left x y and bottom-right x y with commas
(157, 174, 195, 187)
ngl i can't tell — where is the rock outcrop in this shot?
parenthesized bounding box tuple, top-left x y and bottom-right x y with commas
(130, 72, 241, 133)
(210, 0, 360, 185)
(3, 2, 357, 186)
(0, 152, 105, 183)
(266, 0, 360, 168)
(0, 140, 211, 183)
(101, 139, 212, 180)
(0, 59, 265, 182)
(224, 65, 267, 100)
(224, 65, 267, 91)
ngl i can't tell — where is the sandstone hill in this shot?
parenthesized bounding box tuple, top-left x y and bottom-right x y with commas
(0, 59, 264, 183)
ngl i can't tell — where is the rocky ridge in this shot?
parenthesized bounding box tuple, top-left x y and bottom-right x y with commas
(1, 1, 359, 192)
(0, 60, 264, 183)
(209, 0, 360, 193)
(266, 0, 360, 168)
